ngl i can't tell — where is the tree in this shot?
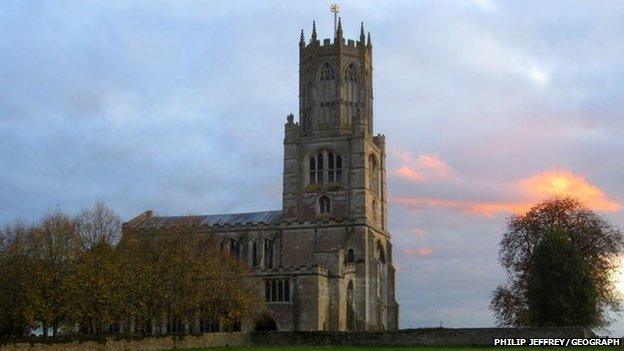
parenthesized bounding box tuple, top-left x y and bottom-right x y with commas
(31, 210, 81, 336)
(491, 197, 624, 328)
(0, 221, 38, 337)
(73, 202, 124, 335)
(118, 217, 264, 335)
(527, 227, 598, 326)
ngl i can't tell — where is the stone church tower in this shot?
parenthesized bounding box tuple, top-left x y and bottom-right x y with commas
(124, 19, 398, 332)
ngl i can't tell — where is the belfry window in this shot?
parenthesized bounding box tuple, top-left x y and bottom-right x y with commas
(320, 62, 335, 81)
(344, 63, 359, 82)
(319, 195, 331, 214)
(309, 149, 343, 184)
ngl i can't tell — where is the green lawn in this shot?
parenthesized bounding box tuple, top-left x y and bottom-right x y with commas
(176, 347, 618, 351)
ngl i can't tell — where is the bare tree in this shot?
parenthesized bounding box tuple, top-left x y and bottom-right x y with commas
(75, 201, 121, 249)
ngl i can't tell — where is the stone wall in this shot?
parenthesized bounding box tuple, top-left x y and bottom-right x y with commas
(0, 327, 592, 351)
(250, 327, 591, 347)
(0, 332, 250, 351)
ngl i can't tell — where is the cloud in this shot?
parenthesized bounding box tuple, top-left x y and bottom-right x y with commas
(403, 247, 435, 257)
(522, 170, 621, 211)
(393, 153, 621, 216)
(394, 152, 455, 182)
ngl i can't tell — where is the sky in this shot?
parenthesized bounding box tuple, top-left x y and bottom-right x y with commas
(1, 0, 623, 335)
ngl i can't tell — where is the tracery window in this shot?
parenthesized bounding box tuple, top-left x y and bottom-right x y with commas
(320, 62, 335, 81)
(319, 195, 331, 214)
(344, 63, 359, 82)
(318, 63, 336, 126)
(265, 279, 290, 303)
(344, 63, 361, 124)
(309, 149, 342, 184)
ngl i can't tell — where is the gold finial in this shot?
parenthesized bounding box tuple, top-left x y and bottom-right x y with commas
(330, 4, 340, 37)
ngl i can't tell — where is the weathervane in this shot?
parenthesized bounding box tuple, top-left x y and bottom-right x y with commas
(330, 3, 340, 36)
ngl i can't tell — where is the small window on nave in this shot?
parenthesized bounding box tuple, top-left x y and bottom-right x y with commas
(319, 195, 331, 214)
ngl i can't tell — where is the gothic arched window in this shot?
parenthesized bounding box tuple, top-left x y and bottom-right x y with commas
(344, 63, 361, 125)
(319, 195, 331, 214)
(320, 62, 335, 81)
(264, 238, 273, 269)
(369, 154, 380, 197)
(229, 239, 240, 259)
(345, 248, 355, 264)
(376, 240, 386, 298)
(251, 240, 259, 267)
(344, 63, 359, 82)
(372, 200, 378, 223)
(318, 62, 336, 127)
(309, 149, 343, 185)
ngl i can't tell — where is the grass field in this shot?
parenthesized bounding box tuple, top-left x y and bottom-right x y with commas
(176, 348, 616, 351)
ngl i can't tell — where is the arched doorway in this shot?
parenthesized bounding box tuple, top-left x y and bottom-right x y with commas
(254, 314, 277, 331)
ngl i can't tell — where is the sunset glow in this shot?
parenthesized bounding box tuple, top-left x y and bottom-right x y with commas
(522, 171, 621, 212)
(394, 153, 621, 217)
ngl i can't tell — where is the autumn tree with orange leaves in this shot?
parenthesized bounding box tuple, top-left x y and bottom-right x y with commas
(0, 203, 263, 338)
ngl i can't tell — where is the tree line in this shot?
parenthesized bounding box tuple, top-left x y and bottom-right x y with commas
(0, 202, 263, 338)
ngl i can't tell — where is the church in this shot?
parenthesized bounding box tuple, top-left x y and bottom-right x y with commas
(124, 18, 399, 332)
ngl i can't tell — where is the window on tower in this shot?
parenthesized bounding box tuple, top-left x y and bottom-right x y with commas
(320, 62, 335, 81)
(308, 149, 343, 185)
(369, 154, 380, 197)
(344, 63, 359, 82)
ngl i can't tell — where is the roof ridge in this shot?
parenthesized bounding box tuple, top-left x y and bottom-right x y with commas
(152, 209, 282, 219)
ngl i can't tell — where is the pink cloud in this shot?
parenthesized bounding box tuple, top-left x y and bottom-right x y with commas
(394, 152, 454, 182)
(391, 153, 622, 217)
(411, 228, 429, 237)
